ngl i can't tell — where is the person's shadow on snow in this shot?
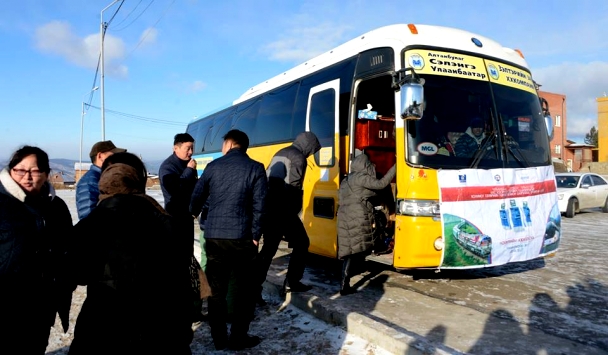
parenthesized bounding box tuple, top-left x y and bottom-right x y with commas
(406, 325, 447, 355)
(468, 309, 534, 355)
(469, 278, 608, 354)
(526, 279, 608, 353)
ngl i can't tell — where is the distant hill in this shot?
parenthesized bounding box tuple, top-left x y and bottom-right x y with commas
(0, 159, 78, 182)
(143, 159, 163, 175)
(51, 159, 164, 176)
(50, 159, 77, 182)
(0, 158, 164, 179)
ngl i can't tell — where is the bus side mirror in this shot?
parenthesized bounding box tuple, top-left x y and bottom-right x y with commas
(393, 68, 425, 120)
(540, 97, 554, 141)
(544, 114, 554, 141)
(400, 82, 424, 120)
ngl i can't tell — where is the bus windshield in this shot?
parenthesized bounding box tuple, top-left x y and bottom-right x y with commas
(406, 74, 551, 170)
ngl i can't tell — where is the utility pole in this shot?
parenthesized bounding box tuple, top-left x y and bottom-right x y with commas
(561, 97, 565, 161)
(100, 0, 120, 141)
(80, 87, 99, 180)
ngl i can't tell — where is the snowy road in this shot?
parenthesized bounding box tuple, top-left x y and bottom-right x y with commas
(44, 188, 608, 354)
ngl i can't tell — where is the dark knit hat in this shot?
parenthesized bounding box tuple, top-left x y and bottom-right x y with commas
(470, 117, 484, 128)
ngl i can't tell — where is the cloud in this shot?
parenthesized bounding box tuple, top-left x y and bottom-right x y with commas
(189, 80, 207, 92)
(262, 22, 353, 63)
(34, 21, 93, 67)
(534, 61, 608, 140)
(567, 117, 598, 140)
(34, 20, 128, 78)
(139, 27, 158, 47)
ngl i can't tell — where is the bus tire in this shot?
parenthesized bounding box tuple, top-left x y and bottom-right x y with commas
(565, 198, 577, 218)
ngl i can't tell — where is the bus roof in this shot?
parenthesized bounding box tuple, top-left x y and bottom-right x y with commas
(236, 23, 530, 104)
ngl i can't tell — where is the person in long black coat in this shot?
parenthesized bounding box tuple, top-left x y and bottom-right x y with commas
(257, 131, 321, 299)
(67, 152, 193, 355)
(337, 154, 395, 295)
(0, 146, 74, 354)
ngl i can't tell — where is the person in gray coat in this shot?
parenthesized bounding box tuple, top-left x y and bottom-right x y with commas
(337, 154, 395, 295)
(257, 131, 321, 301)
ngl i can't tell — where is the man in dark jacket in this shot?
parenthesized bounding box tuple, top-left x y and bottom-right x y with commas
(257, 131, 321, 301)
(159, 133, 203, 322)
(159, 133, 198, 239)
(190, 129, 267, 351)
(454, 117, 487, 157)
(75, 140, 126, 219)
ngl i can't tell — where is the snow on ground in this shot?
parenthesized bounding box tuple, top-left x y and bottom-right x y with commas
(46, 188, 392, 354)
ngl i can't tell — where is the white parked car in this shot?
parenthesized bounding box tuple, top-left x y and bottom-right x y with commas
(555, 172, 608, 218)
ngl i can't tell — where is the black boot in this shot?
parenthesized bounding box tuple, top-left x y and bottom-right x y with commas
(256, 292, 267, 306)
(256, 286, 267, 306)
(340, 278, 356, 295)
(283, 279, 312, 293)
(228, 334, 261, 351)
(340, 258, 356, 295)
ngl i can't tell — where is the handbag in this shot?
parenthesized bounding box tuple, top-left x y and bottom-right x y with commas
(190, 255, 211, 300)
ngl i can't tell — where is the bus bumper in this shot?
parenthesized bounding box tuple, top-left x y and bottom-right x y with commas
(392, 215, 442, 269)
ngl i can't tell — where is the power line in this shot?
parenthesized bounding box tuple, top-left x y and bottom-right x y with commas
(84, 0, 174, 118)
(85, 53, 102, 109)
(112, 0, 153, 32)
(105, 0, 126, 29)
(85, 104, 187, 127)
(122, 0, 175, 62)
(110, 0, 145, 29)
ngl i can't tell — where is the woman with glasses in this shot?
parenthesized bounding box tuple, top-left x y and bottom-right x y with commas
(0, 145, 74, 354)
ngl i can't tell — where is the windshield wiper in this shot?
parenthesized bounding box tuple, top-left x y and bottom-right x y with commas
(469, 130, 498, 168)
(503, 135, 529, 167)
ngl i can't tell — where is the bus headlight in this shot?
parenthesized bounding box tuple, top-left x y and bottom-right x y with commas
(434, 237, 444, 251)
(396, 199, 440, 216)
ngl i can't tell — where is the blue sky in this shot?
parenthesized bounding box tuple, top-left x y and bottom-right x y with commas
(1, 0, 607, 162)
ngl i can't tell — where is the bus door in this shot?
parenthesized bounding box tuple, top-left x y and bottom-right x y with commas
(304, 79, 341, 258)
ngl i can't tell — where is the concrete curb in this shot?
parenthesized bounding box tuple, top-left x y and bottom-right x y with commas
(261, 280, 427, 355)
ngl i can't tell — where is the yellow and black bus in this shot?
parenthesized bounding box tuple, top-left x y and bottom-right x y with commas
(186, 24, 560, 270)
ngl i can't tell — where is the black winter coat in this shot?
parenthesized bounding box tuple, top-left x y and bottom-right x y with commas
(454, 127, 487, 157)
(159, 153, 198, 222)
(337, 155, 395, 259)
(266, 131, 321, 215)
(67, 194, 193, 355)
(190, 148, 267, 241)
(0, 168, 73, 354)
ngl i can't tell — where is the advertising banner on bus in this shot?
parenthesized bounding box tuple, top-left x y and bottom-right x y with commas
(437, 166, 561, 268)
